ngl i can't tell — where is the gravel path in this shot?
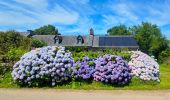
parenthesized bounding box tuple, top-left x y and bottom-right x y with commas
(0, 89, 170, 100)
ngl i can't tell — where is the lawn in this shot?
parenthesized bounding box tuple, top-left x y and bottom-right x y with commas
(0, 64, 169, 90)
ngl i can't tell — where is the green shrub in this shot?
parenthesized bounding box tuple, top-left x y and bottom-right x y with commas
(65, 46, 88, 52)
(31, 38, 47, 48)
(0, 31, 23, 54)
(160, 48, 170, 57)
(158, 48, 170, 64)
(7, 48, 27, 62)
(0, 64, 11, 78)
(0, 30, 32, 55)
(72, 49, 131, 62)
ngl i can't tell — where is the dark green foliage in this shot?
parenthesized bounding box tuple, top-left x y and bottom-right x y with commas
(131, 22, 169, 58)
(159, 48, 170, 58)
(0, 31, 30, 55)
(0, 30, 47, 76)
(107, 22, 169, 60)
(0, 31, 47, 63)
(159, 48, 170, 64)
(65, 46, 89, 52)
(71, 49, 131, 62)
(31, 38, 48, 48)
(34, 25, 60, 35)
(0, 31, 31, 55)
(0, 65, 11, 76)
(0, 31, 32, 77)
(107, 25, 132, 35)
(7, 48, 27, 62)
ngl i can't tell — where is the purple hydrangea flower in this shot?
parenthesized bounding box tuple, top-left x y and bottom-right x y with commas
(93, 54, 131, 85)
(72, 56, 96, 80)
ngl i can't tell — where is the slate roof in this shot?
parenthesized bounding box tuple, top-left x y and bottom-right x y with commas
(98, 36, 139, 47)
(33, 35, 92, 46)
(32, 35, 139, 49)
(19, 32, 30, 37)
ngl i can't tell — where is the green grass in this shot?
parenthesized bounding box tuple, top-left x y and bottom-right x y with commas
(0, 64, 170, 90)
(0, 72, 18, 88)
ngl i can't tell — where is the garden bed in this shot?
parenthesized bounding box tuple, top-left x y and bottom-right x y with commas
(0, 64, 169, 90)
(0, 46, 169, 90)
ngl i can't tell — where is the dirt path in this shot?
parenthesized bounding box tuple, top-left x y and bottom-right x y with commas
(0, 89, 170, 100)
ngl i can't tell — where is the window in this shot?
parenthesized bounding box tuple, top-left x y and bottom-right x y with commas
(54, 35, 62, 44)
(77, 35, 84, 44)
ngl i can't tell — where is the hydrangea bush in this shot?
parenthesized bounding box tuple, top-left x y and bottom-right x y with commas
(93, 54, 132, 85)
(72, 56, 95, 80)
(128, 51, 160, 82)
(12, 46, 74, 86)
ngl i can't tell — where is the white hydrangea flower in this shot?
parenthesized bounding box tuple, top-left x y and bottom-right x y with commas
(128, 51, 160, 82)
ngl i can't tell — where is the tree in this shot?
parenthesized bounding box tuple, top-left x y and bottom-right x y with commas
(0, 31, 26, 54)
(107, 25, 132, 35)
(131, 22, 169, 58)
(34, 25, 60, 35)
(107, 22, 169, 59)
(0, 30, 48, 64)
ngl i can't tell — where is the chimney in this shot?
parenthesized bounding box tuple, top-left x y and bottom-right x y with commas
(90, 28, 94, 36)
(89, 28, 94, 46)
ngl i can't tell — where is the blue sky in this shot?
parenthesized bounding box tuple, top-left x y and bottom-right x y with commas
(0, 0, 170, 39)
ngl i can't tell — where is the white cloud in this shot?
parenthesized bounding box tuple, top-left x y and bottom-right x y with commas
(111, 3, 138, 21)
(0, 1, 36, 15)
(67, 0, 90, 5)
(62, 16, 94, 35)
(103, 1, 170, 28)
(0, 0, 170, 39)
(144, 4, 170, 26)
(37, 4, 79, 25)
(103, 2, 140, 28)
(0, 11, 37, 25)
(14, 0, 48, 10)
(0, 0, 79, 26)
(103, 15, 126, 26)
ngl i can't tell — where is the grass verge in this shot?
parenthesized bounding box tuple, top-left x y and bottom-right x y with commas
(0, 64, 170, 90)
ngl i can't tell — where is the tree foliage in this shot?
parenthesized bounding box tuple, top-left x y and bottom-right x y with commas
(132, 22, 168, 58)
(107, 22, 169, 59)
(0, 31, 30, 54)
(34, 25, 60, 35)
(0, 31, 47, 63)
(107, 25, 132, 35)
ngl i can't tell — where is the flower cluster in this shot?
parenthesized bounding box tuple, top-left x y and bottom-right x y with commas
(128, 51, 160, 82)
(12, 46, 74, 86)
(72, 56, 95, 80)
(12, 45, 161, 87)
(93, 54, 132, 85)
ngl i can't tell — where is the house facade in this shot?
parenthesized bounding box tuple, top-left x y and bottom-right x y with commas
(32, 30, 139, 50)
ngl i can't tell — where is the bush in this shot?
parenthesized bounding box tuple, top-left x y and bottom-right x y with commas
(31, 38, 47, 48)
(0, 31, 32, 65)
(72, 49, 131, 62)
(160, 48, 170, 57)
(72, 56, 95, 81)
(7, 48, 27, 62)
(93, 54, 132, 85)
(128, 51, 160, 82)
(158, 48, 170, 63)
(0, 31, 28, 54)
(65, 46, 88, 52)
(0, 64, 11, 77)
(12, 46, 74, 86)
